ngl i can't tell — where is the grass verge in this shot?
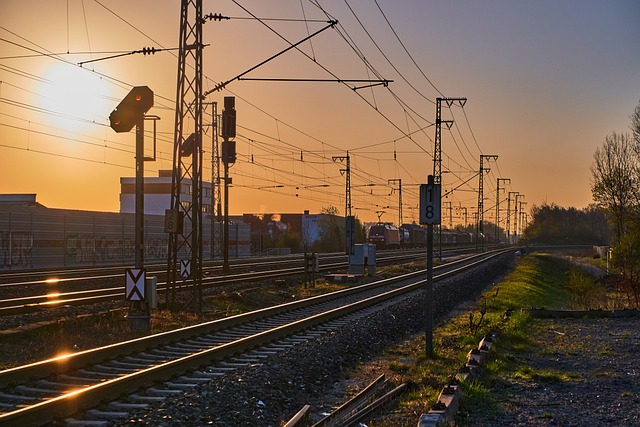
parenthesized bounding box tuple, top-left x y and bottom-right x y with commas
(366, 252, 576, 426)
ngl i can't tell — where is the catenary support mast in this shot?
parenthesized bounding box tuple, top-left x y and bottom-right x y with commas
(166, 0, 204, 312)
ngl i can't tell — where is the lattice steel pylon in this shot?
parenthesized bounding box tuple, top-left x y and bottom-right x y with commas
(388, 178, 402, 226)
(332, 153, 351, 217)
(433, 97, 466, 184)
(477, 154, 498, 250)
(166, 0, 204, 312)
(204, 101, 222, 259)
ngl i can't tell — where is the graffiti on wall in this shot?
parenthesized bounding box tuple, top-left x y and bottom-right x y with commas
(64, 234, 168, 265)
(1, 210, 219, 270)
(0, 231, 34, 267)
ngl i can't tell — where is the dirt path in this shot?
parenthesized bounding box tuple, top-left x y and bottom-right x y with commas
(467, 316, 640, 426)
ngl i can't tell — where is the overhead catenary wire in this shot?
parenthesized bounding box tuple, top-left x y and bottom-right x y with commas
(0, 1, 501, 223)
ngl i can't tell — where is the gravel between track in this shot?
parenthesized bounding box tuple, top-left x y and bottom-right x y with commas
(466, 316, 640, 426)
(102, 254, 515, 427)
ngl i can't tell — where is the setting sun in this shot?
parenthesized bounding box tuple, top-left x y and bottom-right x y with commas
(35, 63, 113, 135)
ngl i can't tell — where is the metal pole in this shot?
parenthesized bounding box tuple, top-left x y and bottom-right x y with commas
(426, 221, 433, 358)
(223, 163, 229, 273)
(496, 178, 510, 243)
(507, 191, 518, 245)
(135, 119, 144, 269)
(425, 175, 435, 358)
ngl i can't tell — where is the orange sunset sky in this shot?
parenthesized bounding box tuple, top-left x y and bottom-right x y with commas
(1, 1, 639, 226)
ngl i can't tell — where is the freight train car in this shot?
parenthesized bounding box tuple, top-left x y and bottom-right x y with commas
(367, 223, 401, 249)
(400, 223, 427, 248)
(441, 230, 474, 244)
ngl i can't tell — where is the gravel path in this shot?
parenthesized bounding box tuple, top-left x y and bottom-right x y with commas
(467, 316, 640, 426)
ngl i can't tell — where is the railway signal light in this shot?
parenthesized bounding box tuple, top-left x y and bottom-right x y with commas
(222, 140, 236, 164)
(222, 96, 236, 139)
(180, 132, 199, 157)
(109, 86, 154, 133)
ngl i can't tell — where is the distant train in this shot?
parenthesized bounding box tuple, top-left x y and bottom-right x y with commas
(367, 223, 401, 249)
(367, 222, 474, 249)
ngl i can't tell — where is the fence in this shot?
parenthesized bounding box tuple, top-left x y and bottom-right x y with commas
(0, 206, 250, 271)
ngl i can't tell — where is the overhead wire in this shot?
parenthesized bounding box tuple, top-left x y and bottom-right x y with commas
(1, 1, 497, 222)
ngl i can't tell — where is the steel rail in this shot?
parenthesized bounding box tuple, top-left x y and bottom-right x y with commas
(0, 250, 430, 315)
(0, 248, 433, 287)
(0, 253, 314, 287)
(1, 251, 491, 384)
(0, 250, 512, 426)
(313, 373, 389, 427)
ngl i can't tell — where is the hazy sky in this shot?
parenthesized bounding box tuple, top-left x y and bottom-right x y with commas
(1, 0, 639, 226)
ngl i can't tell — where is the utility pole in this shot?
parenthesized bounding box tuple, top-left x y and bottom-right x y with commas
(507, 191, 518, 245)
(433, 98, 467, 185)
(333, 153, 353, 255)
(203, 102, 221, 259)
(458, 205, 468, 229)
(477, 154, 498, 250)
(514, 194, 524, 244)
(388, 178, 402, 225)
(434, 97, 466, 260)
(332, 153, 351, 218)
(443, 201, 453, 230)
(166, 0, 204, 312)
(519, 200, 528, 241)
(496, 178, 510, 243)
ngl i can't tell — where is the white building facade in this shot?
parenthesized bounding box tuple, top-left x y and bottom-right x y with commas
(120, 170, 213, 215)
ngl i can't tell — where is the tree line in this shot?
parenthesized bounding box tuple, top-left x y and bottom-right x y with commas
(522, 100, 640, 307)
(589, 100, 640, 307)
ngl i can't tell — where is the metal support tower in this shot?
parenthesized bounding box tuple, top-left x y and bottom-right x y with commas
(521, 210, 529, 237)
(518, 200, 527, 240)
(433, 97, 466, 184)
(166, 0, 203, 312)
(443, 201, 452, 230)
(495, 178, 510, 242)
(433, 97, 465, 259)
(204, 102, 221, 259)
(477, 154, 498, 250)
(514, 194, 524, 243)
(213, 103, 222, 258)
(332, 153, 351, 217)
(388, 178, 402, 225)
(507, 191, 518, 245)
(458, 205, 468, 228)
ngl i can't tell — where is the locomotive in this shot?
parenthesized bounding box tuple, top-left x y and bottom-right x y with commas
(366, 223, 401, 249)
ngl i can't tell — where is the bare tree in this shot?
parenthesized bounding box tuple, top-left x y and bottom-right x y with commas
(631, 100, 640, 146)
(590, 132, 639, 242)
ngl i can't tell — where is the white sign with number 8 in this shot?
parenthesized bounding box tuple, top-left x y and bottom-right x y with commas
(420, 183, 441, 225)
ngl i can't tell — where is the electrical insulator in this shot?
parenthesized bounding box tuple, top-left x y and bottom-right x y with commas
(203, 13, 228, 22)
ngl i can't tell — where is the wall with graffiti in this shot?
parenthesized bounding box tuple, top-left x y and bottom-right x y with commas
(0, 206, 250, 271)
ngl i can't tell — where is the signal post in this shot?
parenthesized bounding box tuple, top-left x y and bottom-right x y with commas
(109, 86, 155, 329)
(420, 175, 441, 358)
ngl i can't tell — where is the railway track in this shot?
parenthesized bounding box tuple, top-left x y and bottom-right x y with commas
(0, 249, 432, 316)
(0, 249, 511, 426)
